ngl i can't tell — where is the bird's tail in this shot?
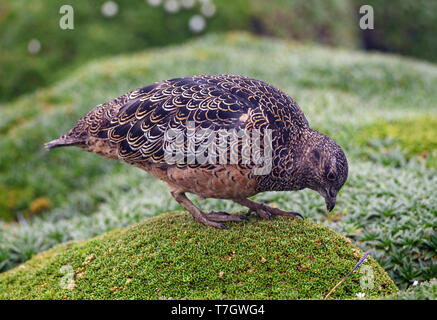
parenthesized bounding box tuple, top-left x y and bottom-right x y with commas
(44, 137, 81, 150)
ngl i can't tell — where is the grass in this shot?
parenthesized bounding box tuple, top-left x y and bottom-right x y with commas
(0, 212, 397, 300)
(0, 32, 436, 297)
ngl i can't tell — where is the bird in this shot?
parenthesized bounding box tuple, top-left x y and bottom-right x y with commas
(45, 74, 348, 229)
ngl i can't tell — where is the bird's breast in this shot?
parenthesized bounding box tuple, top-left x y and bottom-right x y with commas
(139, 163, 259, 200)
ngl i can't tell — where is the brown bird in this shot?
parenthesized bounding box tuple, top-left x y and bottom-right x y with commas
(45, 74, 348, 229)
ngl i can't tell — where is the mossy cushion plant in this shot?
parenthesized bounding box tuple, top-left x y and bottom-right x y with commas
(0, 212, 397, 299)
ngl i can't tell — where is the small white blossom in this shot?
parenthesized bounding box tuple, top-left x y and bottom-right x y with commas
(101, 1, 119, 18)
(147, 0, 162, 6)
(200, 2, 215, 17)
(412, 280, 419, 286)
(189, 15, 206, 33)
(356, 292, 366, 299)
(181, 0, 195, 9)
(164, 0, 180, 13)
(28, 39, 41, 55)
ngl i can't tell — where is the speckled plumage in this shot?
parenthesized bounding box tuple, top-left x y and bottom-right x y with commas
(46, 74, 348, 228)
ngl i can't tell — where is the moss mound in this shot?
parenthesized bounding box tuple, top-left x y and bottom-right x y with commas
(0, 212, 397, 299)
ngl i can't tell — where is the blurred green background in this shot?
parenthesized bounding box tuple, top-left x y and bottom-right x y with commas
(0, 0, 436, 298)
(1, 0, 437, 101)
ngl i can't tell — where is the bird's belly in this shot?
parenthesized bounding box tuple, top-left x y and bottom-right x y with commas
(142, 164, 258, 199)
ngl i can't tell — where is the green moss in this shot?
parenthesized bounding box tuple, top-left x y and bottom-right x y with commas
(0, 212, 397, 299)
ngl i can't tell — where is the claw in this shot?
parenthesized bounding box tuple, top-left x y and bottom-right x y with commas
(295, 212, 305, 220)
(268, 208, 304, 220)
(263, 210, 272, 220)
(279, 210, 304, 220)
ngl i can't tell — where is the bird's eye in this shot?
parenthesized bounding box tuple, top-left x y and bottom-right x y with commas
(329, 186, 336, 198)
(312, 149, 320, 161)
(327, 171, 336, 181)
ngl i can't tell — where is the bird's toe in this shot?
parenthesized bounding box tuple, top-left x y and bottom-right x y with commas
(282, 211, 304, 220)
(256, 208, 271, 220)
(265, 207, 304, 220)
(207, 211, 250, 223)
(294, 212, 305, 220)
(199, 218, 228, 229)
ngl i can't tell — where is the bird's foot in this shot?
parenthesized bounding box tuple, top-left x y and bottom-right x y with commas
(241, 199, 304, 220)
(265, 206, 304, 220)
(246, 207, 271, 220)
(194, 211, 249, 229)
(206, 211, 250, 223)
(169, 189, 249, 229)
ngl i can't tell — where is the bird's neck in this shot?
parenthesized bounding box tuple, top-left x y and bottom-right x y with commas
(255, 129, 314, 192)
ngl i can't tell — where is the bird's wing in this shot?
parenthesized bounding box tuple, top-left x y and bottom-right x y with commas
(86, 75, 308, 168)
(87, 76, 250, 167)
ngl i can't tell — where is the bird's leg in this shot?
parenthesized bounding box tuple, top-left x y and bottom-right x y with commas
(234, 198, 271, 219)
(234, 198, 304, 220)
(169, 189, 248, 229)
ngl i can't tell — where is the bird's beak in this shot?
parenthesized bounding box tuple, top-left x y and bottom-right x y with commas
(322, 188, 337, 212)
(325, 196, 336, 212)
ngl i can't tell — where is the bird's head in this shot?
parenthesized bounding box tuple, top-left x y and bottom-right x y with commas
(300, 129, 348, 212)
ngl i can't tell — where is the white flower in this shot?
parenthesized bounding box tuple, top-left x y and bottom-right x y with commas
(181, 0, 195, 9)
(28, 39, 41, 55)
(147, 0, 162, 6)
(356, 292, 366, 298)
(164, 0, 180, 13)
(201, 2, 216, 17)
(101, 1, 119, 18)
(412, 280, 419, 286)
(189, 15, 206, 33)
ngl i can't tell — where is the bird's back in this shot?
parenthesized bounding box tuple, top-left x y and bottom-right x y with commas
(47, 74, 309, 170)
